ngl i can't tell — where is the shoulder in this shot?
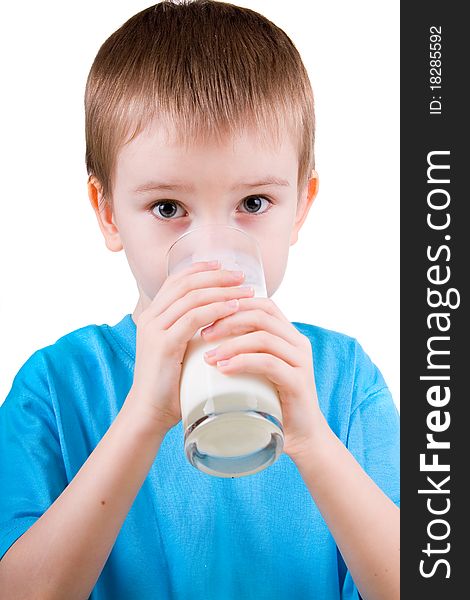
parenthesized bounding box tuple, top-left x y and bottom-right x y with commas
(5, 320, 120, 407)
(292, 321, 357, 353)
(292, 321, 383, 378)
(42, 321, 115, 359)
(291, 321, 391, 414)
(291, 320, 359, 374)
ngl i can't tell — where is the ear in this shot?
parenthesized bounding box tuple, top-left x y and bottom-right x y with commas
(290, 170, 319, 246)
(87, 176, 123, 252)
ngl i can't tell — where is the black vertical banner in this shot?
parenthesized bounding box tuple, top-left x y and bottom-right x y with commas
(401, 2, 467, 597)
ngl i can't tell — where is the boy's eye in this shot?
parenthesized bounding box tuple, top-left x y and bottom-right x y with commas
(149, 195, 272, 220)
(240, 195, 271, 215)
(151, 200, 185, 220)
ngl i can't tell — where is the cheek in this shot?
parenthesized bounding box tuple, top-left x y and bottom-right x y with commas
(119, 230, 168, 300)
(127, 248, 167, 300)
(260, 234, 290, 297)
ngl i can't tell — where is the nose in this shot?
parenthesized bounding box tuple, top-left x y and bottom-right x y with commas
(190, 201, 243, 230)
(192, 216, 238, 230)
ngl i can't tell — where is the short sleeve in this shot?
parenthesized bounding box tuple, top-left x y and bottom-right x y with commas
(345, 341, 400, 508)
(338, 341, 399, 599)
(0, 350, 68, 560)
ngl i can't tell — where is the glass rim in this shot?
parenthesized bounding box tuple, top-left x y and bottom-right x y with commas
(165, 224, 257, 259)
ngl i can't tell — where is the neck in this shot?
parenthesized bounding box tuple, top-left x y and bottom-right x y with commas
(132, 290, 151, 324)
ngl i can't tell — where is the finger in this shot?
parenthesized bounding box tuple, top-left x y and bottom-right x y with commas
(170, 297, 244, 346)
(140, 261, 221, 322)
(146, 266, 247, 319)
(236, 296, 291, 325)
(214, 352, 295, 389)
(204, 330, 301, 368)
(157, 284, 255, 330)
(201, 307, 302, 348)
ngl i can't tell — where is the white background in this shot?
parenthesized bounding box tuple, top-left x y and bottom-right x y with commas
(0, 1, 399, 409)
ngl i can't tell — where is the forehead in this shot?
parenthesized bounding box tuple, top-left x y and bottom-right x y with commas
(116, 119, 298, 186)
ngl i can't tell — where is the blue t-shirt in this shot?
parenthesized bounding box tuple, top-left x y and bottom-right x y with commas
(0, 314, 399, 599)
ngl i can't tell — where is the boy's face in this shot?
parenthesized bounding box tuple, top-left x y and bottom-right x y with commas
(89, 121, 318, 318)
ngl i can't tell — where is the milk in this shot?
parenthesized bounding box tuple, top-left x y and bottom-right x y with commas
(180, 330, 283, 457)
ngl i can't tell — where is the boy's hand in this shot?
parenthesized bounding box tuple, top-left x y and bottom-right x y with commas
(127, 261, 255, 432)
(201, 297, 326, 461)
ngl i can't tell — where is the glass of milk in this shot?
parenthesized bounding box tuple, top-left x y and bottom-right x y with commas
(166, 224, 284, 478)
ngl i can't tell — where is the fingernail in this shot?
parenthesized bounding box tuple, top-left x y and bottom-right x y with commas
(217, 359, 230, 367)
(226, 299, 239, 308)
(232, 270, 245, 278)
(204, 348, 217, 358)
(207, 260, 220, 267)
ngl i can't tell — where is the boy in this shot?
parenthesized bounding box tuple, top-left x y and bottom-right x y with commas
(0, 1, 399, 598)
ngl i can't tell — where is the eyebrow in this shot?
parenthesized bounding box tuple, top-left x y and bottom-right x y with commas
(132, 176, 290, 194)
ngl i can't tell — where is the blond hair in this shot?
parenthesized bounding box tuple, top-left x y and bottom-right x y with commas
(85, 0, 315, 209)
